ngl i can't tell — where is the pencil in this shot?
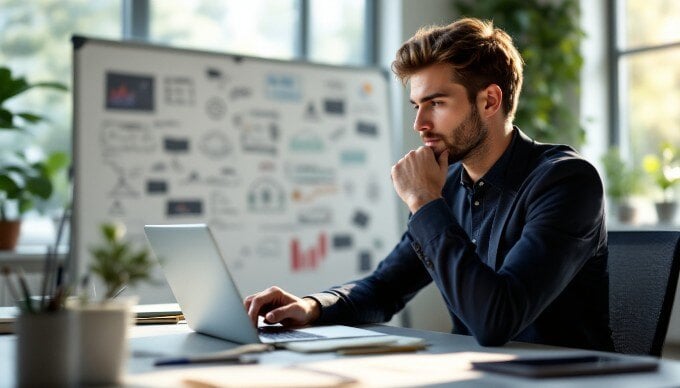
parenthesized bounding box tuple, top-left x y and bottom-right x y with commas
(16, 267, 34, 313)
(40, 246, 53, 310)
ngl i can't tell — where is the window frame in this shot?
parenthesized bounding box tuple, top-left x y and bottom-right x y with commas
(607, 0, 680, 149)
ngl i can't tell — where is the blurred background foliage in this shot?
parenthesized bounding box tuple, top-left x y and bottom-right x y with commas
(452, 0, 586, 148)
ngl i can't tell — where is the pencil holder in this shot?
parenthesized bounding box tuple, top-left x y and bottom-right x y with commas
(15, 310, 78, 388)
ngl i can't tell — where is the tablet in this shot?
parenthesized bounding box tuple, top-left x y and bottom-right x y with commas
(471, 354, 658, 378)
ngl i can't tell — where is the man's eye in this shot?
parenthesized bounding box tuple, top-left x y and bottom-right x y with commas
(431, 100, 442, 107)
(412, 105, 419, 111)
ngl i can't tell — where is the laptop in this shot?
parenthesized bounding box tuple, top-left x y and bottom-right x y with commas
(144, 223, 386, 344)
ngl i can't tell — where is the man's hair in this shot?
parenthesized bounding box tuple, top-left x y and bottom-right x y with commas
(392, 18, 524, 121)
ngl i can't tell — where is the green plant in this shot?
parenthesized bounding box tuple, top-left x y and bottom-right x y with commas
(0, 66, 68, 221)
(642, 141, 680, 202)
(88, 222, 157, 300)
(452, 0, 586, 147)
(601, 147, 643, 202)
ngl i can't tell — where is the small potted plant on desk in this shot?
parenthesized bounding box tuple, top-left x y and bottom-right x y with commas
(602, 147, 644, 224)
(643, 142, 680, 224)
(0, 66, 68, 249)
(73, 221, 157, 386)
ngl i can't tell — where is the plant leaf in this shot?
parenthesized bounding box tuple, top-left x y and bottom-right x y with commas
(16, 112, 45, 124)
(25, 176, 52, 199)
(45, 152, 69, 176)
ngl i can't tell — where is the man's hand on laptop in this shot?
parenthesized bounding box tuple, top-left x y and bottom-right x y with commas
(244, 286, 321, 327)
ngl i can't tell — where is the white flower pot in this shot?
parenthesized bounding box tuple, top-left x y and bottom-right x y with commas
(70, 297, 137, 386)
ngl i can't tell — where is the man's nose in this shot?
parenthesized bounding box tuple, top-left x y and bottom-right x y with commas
(413, 109, 432, 133)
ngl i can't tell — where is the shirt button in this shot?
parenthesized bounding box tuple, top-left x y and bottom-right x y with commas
(472, 239, 477, 244)
(474, 200, 480, 206)
(478, 181, 484, 187)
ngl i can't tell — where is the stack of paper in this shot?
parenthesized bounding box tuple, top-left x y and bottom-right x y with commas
(0, 306, 17, 334)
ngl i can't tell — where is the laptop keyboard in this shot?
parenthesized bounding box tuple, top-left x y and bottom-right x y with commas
(258, 326, 325, 341)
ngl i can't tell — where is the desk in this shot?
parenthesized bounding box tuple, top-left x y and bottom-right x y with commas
(3, 324, 680, 387)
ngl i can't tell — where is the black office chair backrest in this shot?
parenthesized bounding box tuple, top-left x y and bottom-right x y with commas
(608, 230, 680, 357)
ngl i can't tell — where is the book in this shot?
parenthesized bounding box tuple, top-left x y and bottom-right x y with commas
(0, 303, 184, 333)
(0, 306, 18, 334)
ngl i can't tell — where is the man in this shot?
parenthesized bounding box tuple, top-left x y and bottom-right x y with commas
(245, 18, 614, 351)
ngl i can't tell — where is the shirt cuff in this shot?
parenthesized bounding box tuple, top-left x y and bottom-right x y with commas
(407, 198, 459, 244)
(304, 292, 340, 324)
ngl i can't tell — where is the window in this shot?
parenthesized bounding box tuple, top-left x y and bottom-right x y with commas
(611, 0, 680, 200)
(0, 0, 122, 220)
(149, 0, 298, 59)
(147, 0, 372, 65)
(308, 0, 369, 65)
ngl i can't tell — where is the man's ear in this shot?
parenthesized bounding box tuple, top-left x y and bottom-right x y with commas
(477, 84, 503, 118)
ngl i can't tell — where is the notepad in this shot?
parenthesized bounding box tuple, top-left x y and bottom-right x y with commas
(133, 303, 182, 318)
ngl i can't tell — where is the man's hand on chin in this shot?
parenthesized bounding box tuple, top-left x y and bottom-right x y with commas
(391, 147, 449, 213)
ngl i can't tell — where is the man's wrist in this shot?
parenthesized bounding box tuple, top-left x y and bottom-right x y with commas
(302, 296, 321, 323)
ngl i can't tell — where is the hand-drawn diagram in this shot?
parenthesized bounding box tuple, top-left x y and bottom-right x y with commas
(247, 177, 286, 213)
(100, 120, 156, 155)
(105, 160, 142, 197)
(199, 130, 234, 159)
(164, 76, 195, 106)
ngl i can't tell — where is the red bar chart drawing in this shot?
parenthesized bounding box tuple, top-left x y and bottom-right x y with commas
(291, 232, 327, 271)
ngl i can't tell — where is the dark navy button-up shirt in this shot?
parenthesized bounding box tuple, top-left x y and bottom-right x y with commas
(456, 133, 512, 268)
(310, 128, 614, 351)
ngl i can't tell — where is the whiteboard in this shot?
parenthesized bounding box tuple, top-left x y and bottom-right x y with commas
(72, 36, 400, 302)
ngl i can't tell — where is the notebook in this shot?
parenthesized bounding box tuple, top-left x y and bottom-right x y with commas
(143, 224, 386, 345)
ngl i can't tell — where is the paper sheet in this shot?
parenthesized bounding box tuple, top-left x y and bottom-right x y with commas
(299, 352, 516, 387)
(125, 364, 355, 387)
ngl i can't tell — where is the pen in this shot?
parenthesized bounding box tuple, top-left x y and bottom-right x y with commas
(338, 343, 427, 355)
(154, 343, 272, 367)
(155, 354, 258, 366)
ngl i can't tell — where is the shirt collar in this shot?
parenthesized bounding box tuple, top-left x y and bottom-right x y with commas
(458, 127, 519, 190)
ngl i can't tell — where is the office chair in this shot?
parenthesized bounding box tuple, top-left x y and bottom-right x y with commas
(608, 230, 680, 357)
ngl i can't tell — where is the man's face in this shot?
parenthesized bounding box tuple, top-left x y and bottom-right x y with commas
(409, 63, 488, 164)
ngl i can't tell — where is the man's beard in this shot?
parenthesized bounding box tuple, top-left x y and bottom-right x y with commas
(434, 104, 488, 164)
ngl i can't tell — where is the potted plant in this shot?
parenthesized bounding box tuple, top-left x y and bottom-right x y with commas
(601, 147, 644, 224)
(73, 221, 156, 385)
(642, 142, 680, 224)
(0, 66, 68, 249)
(87, 222, 156, 299)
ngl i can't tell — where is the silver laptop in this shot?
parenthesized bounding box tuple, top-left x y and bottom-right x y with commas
(144, 223, 385, 344)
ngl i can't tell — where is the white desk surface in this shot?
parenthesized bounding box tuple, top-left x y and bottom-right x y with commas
(3, 323, 680, 387)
